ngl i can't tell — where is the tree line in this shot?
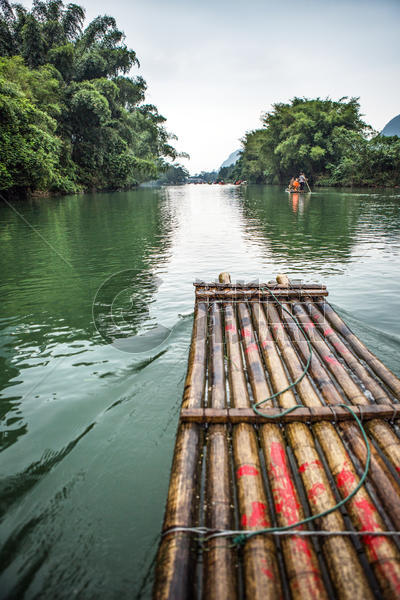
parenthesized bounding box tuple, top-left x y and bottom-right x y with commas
(0, 0, 179, 197)
(221, 97, 400, 187)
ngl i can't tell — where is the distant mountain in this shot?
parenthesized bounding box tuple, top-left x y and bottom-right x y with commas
(381, 115, 400, 137)
(220, 149, 241, 169)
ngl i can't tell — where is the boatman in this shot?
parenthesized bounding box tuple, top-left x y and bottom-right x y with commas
(299, 172, 307, 191)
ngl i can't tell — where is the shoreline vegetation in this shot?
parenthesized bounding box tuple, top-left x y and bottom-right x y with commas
(213, 98, 400, 189)
(0, 0, 181, 200)
(1, 4, 399, 197)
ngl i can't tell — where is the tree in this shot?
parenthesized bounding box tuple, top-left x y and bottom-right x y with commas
(158, 163, 188, 185)
(0, 0, 179, 196)
(21, 13, 45, 67)
(0, 0, 18, 55)
(238, 97, 370, 184)
(197, 170, 217, 183)
(327, 130, 400, 187)
(0, 76, 62, 193)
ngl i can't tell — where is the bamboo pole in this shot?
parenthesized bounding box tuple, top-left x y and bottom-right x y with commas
(319, 301, 400, 397)
(301, 298, 400, 471)
(289, 300, 400, 492)
(204, 301, 237, 599)
(315, 423, 400, 598)
(303, 297, 391, 404)
(279, 303, 400, 531)
(276, 273, 290, 286)
(223, 298, 282, 600)
(252, 300, 374, 599)
(153, 302, 208, 599)
(218, 272, 231, 285)
(266, 300, 400, 598)
(237, 301, 328, 600)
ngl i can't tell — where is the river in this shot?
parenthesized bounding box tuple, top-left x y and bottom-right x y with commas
(1, 184, 400, 598)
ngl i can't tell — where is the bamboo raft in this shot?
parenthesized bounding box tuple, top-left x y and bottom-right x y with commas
(153, 273, 400, 600)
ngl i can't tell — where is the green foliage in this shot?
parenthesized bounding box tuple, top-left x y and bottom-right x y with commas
(217, 164, 236, 182)
(157, 163, 189, 185)
(47, 42, 74, 79)
(235, 97, 400, 188)
(0, 0, 177, 196)
(196, 170, 217, 183)
(0, 56, 61, 119)
(327, 131, 400, 187)
(233, 130, 274, 183)
(22, 13, 45, 67)
(0, 76, 62, 191)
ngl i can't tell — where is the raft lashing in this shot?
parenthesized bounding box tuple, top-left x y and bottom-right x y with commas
(153, 273, 400, 600)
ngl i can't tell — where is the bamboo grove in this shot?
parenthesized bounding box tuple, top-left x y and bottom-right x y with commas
(221, 98, 400, 187)
(0, 0, 179, 197)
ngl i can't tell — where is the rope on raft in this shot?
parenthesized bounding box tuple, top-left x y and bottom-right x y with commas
(162, 403, 371, 547)
(162, 527, 400, 539)
(161, 284, 377, 548)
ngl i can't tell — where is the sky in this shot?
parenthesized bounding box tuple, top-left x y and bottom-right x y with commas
(22, 0, 400, 173)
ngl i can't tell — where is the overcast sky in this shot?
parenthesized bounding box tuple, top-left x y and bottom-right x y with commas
(23, 0, 400, 173)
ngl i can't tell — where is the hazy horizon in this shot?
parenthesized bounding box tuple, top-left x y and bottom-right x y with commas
(20, 0, 400, 173)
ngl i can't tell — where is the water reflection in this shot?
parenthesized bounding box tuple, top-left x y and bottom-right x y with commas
(239, 186, 366, 273)
(0, 190, 177, 451)
(289, 192, 311, 215)
(0, 190, 176, 338)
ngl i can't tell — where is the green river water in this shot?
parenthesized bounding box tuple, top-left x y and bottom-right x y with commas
(0, 184, 400, 598)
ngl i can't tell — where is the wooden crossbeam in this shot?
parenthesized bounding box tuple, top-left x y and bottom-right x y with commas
(193, 282, 326, 289)
(195, 288, 329, 299)
(180, 404, 400, 424)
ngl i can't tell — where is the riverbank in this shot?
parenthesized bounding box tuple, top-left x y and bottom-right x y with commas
(5, 179, 399, 202)
(2, 183, 141, 201)
(314, 178, 400, 189)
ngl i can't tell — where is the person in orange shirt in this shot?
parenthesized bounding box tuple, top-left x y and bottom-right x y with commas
(292, 178, 300, 191)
